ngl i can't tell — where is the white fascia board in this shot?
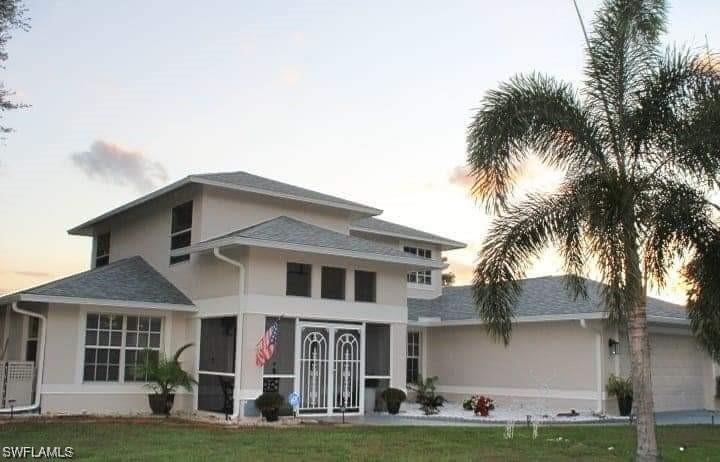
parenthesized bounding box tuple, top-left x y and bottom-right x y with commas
(177, 237, 445, 270)
(647, 315, 690, 326)
(349, 226, 466, 250)
(67, 177, 193, 236)
(192, 177, 383, 217)
(408, 312, 605, 327)
(408, 312, 690, 327)
(17, 294, 196, 312)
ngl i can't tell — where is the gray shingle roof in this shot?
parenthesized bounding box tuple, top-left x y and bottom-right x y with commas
(194, 171, 380, 213)
(3, 256, 194, 308)
(195, 216, 444, 267)
(351, 217, 466, 250)
(408, 276, 687, 322)
(69, 171, 381, 236)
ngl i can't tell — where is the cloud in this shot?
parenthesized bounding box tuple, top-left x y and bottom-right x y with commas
(71, 140, 168, 192)
(448, 165, 474, 189)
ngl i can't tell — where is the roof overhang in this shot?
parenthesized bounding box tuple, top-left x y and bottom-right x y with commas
(0, 293, 196, 312)
(179, 237, 447, 270)
(69, 176, 382, 236)
(408, 312, 690, 327)
(349, 225, 466, 251)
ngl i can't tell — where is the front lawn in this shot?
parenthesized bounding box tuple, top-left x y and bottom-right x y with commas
(1, 420, 719, 461)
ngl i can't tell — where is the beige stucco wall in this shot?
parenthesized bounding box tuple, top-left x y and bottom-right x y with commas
(39, 303, 195, 415)
(200, 186, 354, 237)
(245, 246, 407, 307)
(425, 321, 602, 411)
(350, 231, 444, 300)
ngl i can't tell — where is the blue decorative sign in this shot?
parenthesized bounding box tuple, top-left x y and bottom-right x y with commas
(288, 391, 300, 408)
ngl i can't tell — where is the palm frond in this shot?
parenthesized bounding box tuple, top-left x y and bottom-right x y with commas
(685, 234, 720, 362)
(466, 73, 604, 212)
(473, 190, 584, 344)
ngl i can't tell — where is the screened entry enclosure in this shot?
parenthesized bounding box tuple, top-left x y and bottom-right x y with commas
(197, 316, 236, 414)
(261, 318, 390, 416)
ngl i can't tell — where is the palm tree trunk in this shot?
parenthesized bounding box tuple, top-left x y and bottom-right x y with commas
(628, 292, 658, 460)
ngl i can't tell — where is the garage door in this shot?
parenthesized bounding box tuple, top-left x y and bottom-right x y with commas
(650, 334, 706, 411)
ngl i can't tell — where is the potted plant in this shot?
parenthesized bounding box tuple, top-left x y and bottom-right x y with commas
(255, 392, 285, 422)
(138, 343, 196, 416)
(606, 374, 633, 417)
(382, 387, 407, 415)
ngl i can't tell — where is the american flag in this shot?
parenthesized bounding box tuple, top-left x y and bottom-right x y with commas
(256, 319, 279, 367)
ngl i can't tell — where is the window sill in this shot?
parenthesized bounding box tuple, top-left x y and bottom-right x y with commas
(407, 284, 434, 290)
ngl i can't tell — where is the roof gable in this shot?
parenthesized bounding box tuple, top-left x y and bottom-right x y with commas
(187, 216, 445, 269)
(1, 256, 194, 309)
(69, 171, 382, 236)
(351, 217, 466, 250)
(408, 276, 687, 323)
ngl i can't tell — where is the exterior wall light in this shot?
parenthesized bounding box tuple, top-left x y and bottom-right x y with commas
(608, 338, 620, 356)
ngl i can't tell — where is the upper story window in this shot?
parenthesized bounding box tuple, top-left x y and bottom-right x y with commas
(321, 266, 346, 300)
(95, 232, 111, 267)
(354, 270, 376, 303)
(404, 246, 432, 286)
(83, 313, 162, 383)
(170, 201, 193, 265)
(286, 263, 312, 297)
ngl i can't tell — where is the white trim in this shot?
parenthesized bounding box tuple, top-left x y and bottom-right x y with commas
(409, 312, 606, 327)
(68, 176, 382, 236)
(364, 375, 391, 380)
(179, 237, 445, 270)
(349, 225, 466, 250)
(409, 313, 691, 327)
(15, 294, 195, 312)
(436, 385, 605, 401)
(594, 332, 603, 413)
(41, 384, 192, 395)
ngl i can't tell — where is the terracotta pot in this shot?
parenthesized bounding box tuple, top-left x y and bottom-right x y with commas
(148, 393, 175, 415)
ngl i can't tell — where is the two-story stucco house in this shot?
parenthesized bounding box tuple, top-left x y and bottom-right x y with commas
(0, 171, 717, 418)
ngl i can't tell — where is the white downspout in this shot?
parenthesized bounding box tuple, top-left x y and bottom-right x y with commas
(212, 248, 246, 419)
(0, 301, 47, 414)
(580, 319, 604, 413)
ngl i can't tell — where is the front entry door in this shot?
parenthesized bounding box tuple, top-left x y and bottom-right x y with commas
(296, 323, 362, 415)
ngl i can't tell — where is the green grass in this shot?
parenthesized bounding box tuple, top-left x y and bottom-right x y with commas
(1, 421, 719, 461)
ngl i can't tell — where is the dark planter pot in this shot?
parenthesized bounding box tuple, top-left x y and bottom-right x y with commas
(617, 396, 633, 417)
(261, 408, 280, 422)
(386, 401, 401, 415)
(148, 393, 175, 416)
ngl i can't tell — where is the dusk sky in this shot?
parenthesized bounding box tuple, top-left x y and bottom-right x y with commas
(1, 0, 717, 302)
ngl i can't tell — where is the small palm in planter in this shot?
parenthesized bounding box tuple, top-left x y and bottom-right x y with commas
(381, 388, 407, 415)
(606, 374, 633, 417)
(138, 343, 196, 416)
(255, 392, 285, 422)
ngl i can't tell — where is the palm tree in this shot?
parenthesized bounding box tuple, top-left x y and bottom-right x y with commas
(465, 1, 720, 460)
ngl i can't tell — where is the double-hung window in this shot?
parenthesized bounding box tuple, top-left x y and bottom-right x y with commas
(95, 232, 110, 267)
(170, 201, 193, 264)
(404, 246, 432, 286)
(83, 313, 162, 383)
(406, 331, 421, 384)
